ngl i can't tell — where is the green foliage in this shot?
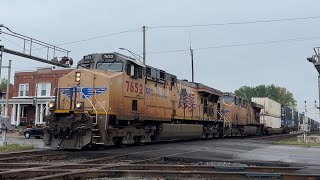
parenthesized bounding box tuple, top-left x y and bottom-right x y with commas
(0, 144, 35, 152)
(234, 84, 297, 107)
(0, 78, 7, 91)
(273, 140, 320, 147)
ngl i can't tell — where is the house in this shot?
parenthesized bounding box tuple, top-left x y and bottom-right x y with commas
(0, 67, 74, 126)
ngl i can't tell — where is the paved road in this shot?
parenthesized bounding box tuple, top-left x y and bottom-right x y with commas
(0, 132, 44, 148)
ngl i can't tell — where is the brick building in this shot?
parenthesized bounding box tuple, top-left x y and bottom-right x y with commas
(0, 67, 74, 126)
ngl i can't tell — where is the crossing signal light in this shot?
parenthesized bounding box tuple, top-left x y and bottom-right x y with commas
(59, 57, 74, 66)
(307, 57, 316, 63)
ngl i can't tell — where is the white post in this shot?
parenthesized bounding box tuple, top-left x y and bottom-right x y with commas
(4, 60, 11, 117)
(1, 122, 6, 146)
(16, 104, 21, 126)
(45, 102, 49, 116)
(1, 104, 4, 115)
(11, 104, 16, 125)
(35, 104, 39, 125)
(40, 104, 43, 124)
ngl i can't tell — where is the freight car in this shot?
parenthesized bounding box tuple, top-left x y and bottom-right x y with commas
(43, 52, 267, 149)
(281, 106, 298, 134)
(310, 119, 320, 132)
(251, 97, 283, 134)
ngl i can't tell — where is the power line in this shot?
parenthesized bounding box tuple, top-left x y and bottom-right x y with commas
(55, 28, 141, 46)
(149, 15, 320, 29)
(149, 35, 320, 54)
(41, 15, 320, 48)
(54, 15, 320, 47)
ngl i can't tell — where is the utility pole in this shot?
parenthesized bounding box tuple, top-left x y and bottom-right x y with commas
(0, 47, 2, 115)
(5, 60, 11, 116)
(318, 75, 320, 126)
(0, 46, 3, 82)
(1, 59, 11, 146)
(189, 33, 194, 83)
(190, 47, 194, 83)
(142, 26, 146, 65)
(307, 48, 320, 126)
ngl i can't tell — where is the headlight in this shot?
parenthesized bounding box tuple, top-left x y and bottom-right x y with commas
(48, 102, 55, 110)
(75, 72, 81, 82)
(76, 102, 84, 109)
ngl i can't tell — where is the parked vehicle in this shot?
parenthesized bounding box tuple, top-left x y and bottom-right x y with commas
(24, 126, 44, 139)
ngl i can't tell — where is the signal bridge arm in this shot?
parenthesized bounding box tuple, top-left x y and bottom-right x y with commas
(0, 46, 71, 67)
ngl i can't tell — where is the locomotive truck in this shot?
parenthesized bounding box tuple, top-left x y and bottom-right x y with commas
(44, 52, 265, 149)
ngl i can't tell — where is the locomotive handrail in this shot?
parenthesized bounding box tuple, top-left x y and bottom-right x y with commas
(93, 91, 108, 130)
(217, 110, 231, 127)
(80, 88, 98, 124)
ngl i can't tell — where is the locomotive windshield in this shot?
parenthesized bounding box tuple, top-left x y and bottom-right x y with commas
(96, 62, 123, 71)
(221, 96, 234, 104)
(78, 63, 93, 69)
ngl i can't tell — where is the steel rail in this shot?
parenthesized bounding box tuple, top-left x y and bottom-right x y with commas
(0, 152, 69, 163)
(29, 170, 320, 180)
(253, 133, 303, 141)
(104, 164, 303, 173)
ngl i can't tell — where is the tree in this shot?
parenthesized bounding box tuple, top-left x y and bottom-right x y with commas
(0, 78, 7, 91)
(234, 84, 297, 107)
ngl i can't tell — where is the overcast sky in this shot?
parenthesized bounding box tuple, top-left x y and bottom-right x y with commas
(1, 0, 320, 121)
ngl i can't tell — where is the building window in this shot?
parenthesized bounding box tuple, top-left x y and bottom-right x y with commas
(19, 84, 29, 97)
(37, 82, 51, 97)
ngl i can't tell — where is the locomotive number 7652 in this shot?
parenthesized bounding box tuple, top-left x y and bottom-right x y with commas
(126, 81, 143, 94)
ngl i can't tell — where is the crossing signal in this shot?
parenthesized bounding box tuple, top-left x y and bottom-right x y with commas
(59, 56, 74, 66)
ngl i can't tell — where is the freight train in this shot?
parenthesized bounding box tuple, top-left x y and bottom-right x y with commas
(280, 106, 319, 133)
(43, 52, 316, 149)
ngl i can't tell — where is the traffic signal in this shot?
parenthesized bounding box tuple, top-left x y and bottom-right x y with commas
(307, 57, 316, 63)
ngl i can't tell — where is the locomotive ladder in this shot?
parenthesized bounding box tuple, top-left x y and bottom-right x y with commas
(218, 110, 231, 128)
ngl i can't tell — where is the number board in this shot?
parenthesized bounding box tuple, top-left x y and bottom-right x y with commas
(102, 54, 115, 59)
(84, 55, 93, 61)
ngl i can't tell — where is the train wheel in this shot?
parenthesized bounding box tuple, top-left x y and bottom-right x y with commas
(134, 136, 145, 146)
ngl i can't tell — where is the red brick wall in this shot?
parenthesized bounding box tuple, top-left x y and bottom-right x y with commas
(13, 68, 74, 97)
(6, 68, 74, 123)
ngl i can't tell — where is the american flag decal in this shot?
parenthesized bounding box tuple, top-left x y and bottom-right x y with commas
(178, 88, 195, 112)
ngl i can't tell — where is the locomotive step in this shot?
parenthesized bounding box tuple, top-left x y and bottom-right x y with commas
(92, 129, 99, 132)
(94, 142, 104, 145)
(93, 136, 101, 138)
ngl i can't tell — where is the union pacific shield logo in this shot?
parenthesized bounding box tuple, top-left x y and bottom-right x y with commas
(60, 87, 108, 99)
(81, 87, 108, 99)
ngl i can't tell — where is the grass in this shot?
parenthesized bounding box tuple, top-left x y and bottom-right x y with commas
(273, 140, 320, 147)
(0, 144, 35, 152)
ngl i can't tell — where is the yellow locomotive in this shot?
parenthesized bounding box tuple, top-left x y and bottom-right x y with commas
(44, 52, 263, 149)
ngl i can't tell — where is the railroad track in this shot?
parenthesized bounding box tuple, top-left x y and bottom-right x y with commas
(0, 147, 317, 179)
(253, 133, 302, 141)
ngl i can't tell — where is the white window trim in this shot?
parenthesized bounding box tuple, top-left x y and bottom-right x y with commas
(36, 82, 51, 97)
(18, 83, 29, 97)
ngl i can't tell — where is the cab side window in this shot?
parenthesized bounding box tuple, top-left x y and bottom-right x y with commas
(126, 63, 143, 79)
